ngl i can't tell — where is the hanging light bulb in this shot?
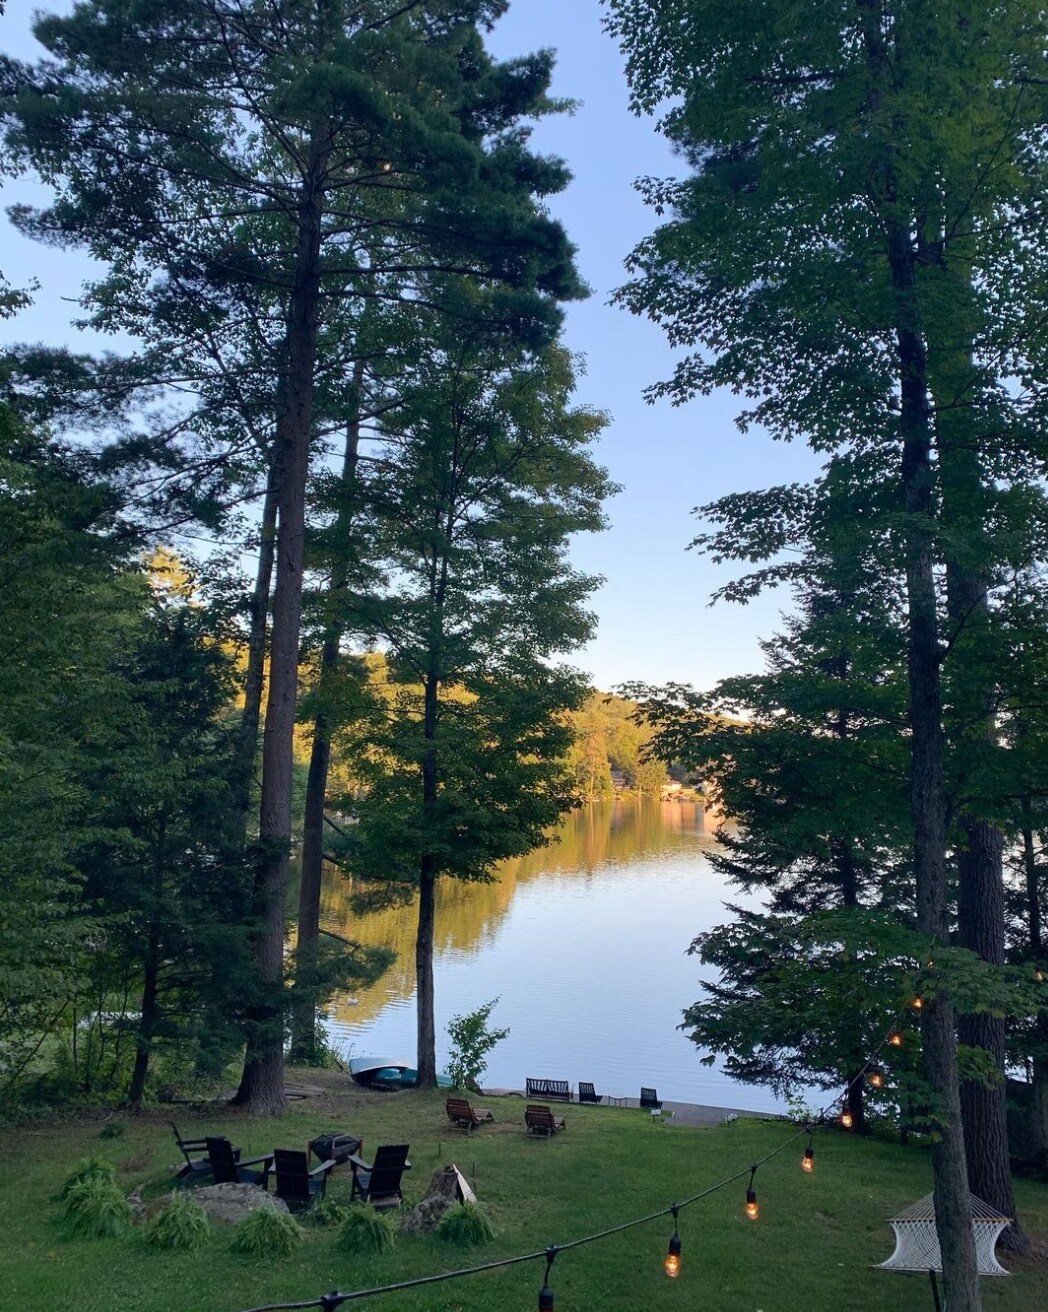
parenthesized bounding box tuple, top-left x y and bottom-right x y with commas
(801, 1126, 815, 1172)
(664, 1205, 682, 1277)
(745, 1165, 759, 1220)
(911, 995, 924, 1011)
(1036, 968, 1045, 983)
(538, 1247, 556, 1312)
(839, 1106, 854, 1130)
(888, 1031, 904, 1047)
(868, 1068, 884, 1089)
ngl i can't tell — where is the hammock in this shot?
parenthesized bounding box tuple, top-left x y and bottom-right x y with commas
(875, 1192, 1011, 1277)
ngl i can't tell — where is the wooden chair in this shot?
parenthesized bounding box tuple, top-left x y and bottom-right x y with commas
(445, 1097, 495, 1131)
(271, 1148, 336, 1212)
(348, 1144, 411, 1209)
(525, 1104, 566, 1136)
(578, 1082, 602, 1105)
(204, 1137, 273, 1187)
(640, 1087, 663, 1112)
(171, 1123, 240, 1184)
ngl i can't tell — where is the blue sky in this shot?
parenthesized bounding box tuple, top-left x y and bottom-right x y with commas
(0, 2, 820, 692)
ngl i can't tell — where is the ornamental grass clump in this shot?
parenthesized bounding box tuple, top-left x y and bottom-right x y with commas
(57, 1154, 117, 1201)
(143, 1192, 212, 1251)
(336, 1204, 396, 1254)
(62, 1174, 135, 1239)
(435, 1201, 495, 1246)
(230, 1202, 305, 1257)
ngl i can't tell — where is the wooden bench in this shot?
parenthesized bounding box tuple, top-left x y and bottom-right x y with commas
(526, 1077, 572, 1102)
(525, 1104, 566, 1136)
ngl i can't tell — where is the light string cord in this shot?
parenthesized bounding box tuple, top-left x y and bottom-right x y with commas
(234, 946, 938, 1312)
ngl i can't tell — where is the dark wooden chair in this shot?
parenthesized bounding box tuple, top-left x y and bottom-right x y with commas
(525, 1077, 572, 1101)
(640, 1087, 663, 1112)
(348, 1144, 411, 1209)
(204, 1137, 273, 1187)
(578, 1082, 601, 1105)
(171, 1123, 241, 1184)
(445, 1097, 495, 1131)
(525, 1104, 566, 1136)
(271, 1148, 335, 1212)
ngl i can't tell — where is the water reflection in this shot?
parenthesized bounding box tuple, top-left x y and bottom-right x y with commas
(321, 799, 775, 1110)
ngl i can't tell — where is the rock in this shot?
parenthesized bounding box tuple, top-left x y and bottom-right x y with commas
(401, 1164, 477, 1236)
(193, 1183, 288, 1225)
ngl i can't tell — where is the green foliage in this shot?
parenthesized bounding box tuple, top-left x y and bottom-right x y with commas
(435, 1201, 494, 1246)
(143, 1193, 212, 1251)
(336, 1204, 396, 1255)
(306, 1196, 352, 1229)
(446, 999, 510, 1093)
(230, 1203, 304, 1258)
(98, 1121, 126, 1140)
(58, 1155, 118, 1200)
(62, 1174, 135, 1239)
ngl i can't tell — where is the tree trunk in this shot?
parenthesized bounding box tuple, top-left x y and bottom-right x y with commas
(1021, 807, 1048, 1167)
(233, 134, 328, 1115)
(416, 670, 440, 1088)
(232, 466, 278, 846)
(886, 214, 982, 1309)
(290, 377, 364, 1061)
(128, 924, 160, 1108)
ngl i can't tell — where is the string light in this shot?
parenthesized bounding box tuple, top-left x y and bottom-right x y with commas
(888, 1031, 904, 1047)
(867, 1067, 884, 1089)
(911, 996, 924, 1011)
(839, 1105, 854, 1130)
(664, 1205, 682, 1277)
(538, 1248, 557, 1312)
(801, 1129, 814, 1174)
(1036, 968, 1045, 983)
(745, 1165, 759, 1221)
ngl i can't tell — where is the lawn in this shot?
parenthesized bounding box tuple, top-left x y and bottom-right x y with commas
(2, 1078, 1046, 1312)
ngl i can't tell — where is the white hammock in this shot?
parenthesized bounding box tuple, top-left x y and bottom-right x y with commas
(875, 1192, 1011, 1277)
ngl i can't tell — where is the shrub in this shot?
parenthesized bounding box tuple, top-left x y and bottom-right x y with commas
(445, 998, 509, 1092)
(62, 1175, 135, 1239)
(435, 1201, 495, 1247)
(57, 1155, 117, 1201)
(308, 1196, 352, 1228)
(337, 1204, 396, 1254)
(230, 1202, 305, 1257)
(98, 1121, 126, 1140)
(143, 1192, 212, 1251)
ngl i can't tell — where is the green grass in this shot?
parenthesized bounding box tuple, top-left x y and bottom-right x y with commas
(1, 1084, 1046, 1311)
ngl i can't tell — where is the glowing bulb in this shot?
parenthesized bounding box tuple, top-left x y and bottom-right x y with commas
(664, 1234, 682, 1277)
(1037, 969, 1045, 983)
(868, 1069, 884, 1089)
(888, 1031, 904, 1047)
(912, 996, 924, 1010)
(802, 1145, 814, 1173)
(840, 1108, 854, 1130)
(745, 1187, 759, 1221)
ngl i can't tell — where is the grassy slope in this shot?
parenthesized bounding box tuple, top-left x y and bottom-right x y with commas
(1, 1083, 1046, 1312)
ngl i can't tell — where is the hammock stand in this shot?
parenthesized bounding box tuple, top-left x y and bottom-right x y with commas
(875, 1192, 1010, 1307)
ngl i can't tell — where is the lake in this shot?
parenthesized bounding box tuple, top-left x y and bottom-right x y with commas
(320, 797, 779, 1112)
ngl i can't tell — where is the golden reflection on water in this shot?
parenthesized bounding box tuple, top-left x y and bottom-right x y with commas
(320, 799, 718, 1030)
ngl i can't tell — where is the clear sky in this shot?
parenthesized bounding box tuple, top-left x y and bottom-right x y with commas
(0, 2, 820, 692)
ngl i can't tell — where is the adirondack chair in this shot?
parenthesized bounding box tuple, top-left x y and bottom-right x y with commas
(640, 1087, 663, 1112)
(524, 1104, 566, 1136)
(270, 1148, 336, 1212)
(204, 1137, 273, 1187)
(348, 1144, 412, 1209)
(445, 1097, 495, 1131)
(171, 1123, 240, 1184)
(578, 1082, 601, 1105)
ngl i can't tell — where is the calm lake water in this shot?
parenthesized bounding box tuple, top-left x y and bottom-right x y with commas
(320, 798, 779, 1112)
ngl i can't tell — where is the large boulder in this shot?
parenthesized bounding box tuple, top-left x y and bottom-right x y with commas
(193, 1183, 288, 1225)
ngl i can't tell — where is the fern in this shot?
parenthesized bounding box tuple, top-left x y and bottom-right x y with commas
(57, 1155, 117, 1201)
(307, 1196, 352, 1228)
(230, 1202, 305, 1257)
(337, 1204, 396, 1254)
(62, 1175, 135, 1239)
(436, 1202, 495, 1246)
(143, 1192, 212, 1251)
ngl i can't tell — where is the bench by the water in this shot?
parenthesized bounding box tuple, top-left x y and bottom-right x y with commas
(526, 1077, 572, 1101)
